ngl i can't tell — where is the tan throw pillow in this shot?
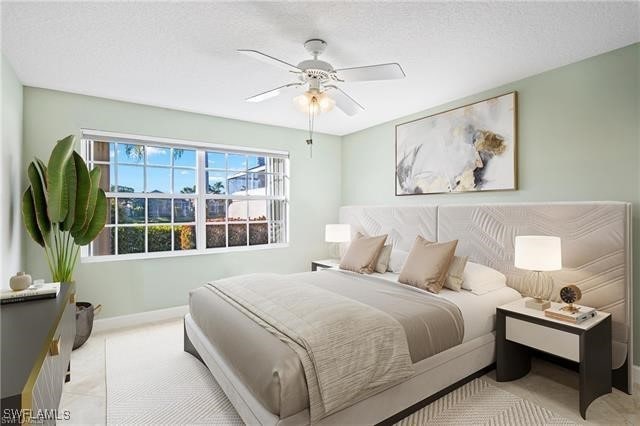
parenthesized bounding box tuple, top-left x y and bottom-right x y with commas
(375, 245, 392, 273)
(399, 237, 458, 293)
(340, 232, 387, 274)
(444, 256, 468, 291)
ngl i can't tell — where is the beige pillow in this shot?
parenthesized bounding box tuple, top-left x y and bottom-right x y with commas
(444, 256, 468, 291)
(340, 232, 387, 274)
(399, 237, 458, 293)
(375, 245, 392, 273)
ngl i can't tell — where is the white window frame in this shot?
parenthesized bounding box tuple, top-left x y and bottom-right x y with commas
(80, 129, 289, 263)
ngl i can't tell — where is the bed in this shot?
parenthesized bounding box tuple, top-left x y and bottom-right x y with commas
(184, 202, 632, 425)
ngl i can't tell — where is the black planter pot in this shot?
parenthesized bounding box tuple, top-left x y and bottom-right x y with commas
(73, 302, 95, 350)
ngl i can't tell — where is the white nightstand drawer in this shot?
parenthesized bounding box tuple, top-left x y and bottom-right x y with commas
(506, 317, 579, 362)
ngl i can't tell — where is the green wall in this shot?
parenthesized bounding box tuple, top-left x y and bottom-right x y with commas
(341, 43, 640, 364)
(22, 88, 341, 317)
(1, 54, 23, 288)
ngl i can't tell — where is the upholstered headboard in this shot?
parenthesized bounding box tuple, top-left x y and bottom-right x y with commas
(339, 202, 632, 381)
(339, 205, 437, 251)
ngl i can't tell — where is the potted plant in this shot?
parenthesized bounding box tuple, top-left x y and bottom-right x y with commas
(22, 135, 107, 349)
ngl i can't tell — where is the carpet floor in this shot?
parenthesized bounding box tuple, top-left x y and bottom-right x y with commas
(106, 324, 242, 425)
(395, 378, 577, 425)
(106, 323, 575, 425)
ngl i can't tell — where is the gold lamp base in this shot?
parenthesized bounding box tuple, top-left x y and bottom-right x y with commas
(522, 270, 554, 311)
(525, 297, 551, 311)
(560, 303, 580, 313)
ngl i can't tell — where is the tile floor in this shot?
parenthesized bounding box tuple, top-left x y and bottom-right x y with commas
(59, 319, 639, 425)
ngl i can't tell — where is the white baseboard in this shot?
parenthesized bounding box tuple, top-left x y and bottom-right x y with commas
(93, 304, 188, 333)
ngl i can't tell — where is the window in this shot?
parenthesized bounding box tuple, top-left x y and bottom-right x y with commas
(82, 130, 289, 261)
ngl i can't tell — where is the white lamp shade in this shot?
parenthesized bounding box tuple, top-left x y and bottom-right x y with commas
(325, 224, 351, 243)
(514, 235, 562, 271)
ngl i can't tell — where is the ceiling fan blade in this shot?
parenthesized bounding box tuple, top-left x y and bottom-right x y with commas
(238, 49, 302, 73)
(335, 63, 405, 82)
(325, 85, 364, 116)
(245, 83, 302, 103)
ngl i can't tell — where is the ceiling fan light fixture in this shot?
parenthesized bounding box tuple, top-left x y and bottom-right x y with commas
(241, 39, 405, 119)
(293, 89, 335, 114)
(317, 93, 336, 113)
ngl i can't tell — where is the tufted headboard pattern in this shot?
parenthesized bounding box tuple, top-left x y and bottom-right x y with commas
(339, 202, 632, 373)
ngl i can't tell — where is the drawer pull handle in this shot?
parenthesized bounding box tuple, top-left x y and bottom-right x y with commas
(49, 338, 61, 356)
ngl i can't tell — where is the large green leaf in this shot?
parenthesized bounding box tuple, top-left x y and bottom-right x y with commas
(78, 167, 102, 237)
(46, 135, 76, 223)
(70, 152, 91, 236)
(27, 162, 51, 242)
(22, 188, 45, 247)
(60, 155, 77, 231)
(75, 189, 107, 246)
(35, 158, 48, 189)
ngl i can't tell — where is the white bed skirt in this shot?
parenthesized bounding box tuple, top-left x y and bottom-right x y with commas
(185, 313, 497, 425)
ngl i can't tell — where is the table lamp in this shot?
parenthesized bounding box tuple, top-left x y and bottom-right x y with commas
(514, 235, 562, 310)
(325, 224, 351, 259)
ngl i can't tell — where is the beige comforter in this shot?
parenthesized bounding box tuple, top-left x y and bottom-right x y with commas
(207, 272, 415, 422)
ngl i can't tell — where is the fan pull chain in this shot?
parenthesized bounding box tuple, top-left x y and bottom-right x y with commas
(306, 98, 317, 158)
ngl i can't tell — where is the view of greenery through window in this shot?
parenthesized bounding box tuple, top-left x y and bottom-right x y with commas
(84, 137, 289, 258)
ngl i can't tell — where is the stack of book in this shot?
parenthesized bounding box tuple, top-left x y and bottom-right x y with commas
(544, 304, 596, 324)
(1, 282, 60, 304)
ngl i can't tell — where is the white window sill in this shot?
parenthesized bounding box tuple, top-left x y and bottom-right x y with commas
(80, 243, 289, 263)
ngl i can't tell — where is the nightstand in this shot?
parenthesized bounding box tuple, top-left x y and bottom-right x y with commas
(496, 298, 611, 419)
(311, 258, 340, 271)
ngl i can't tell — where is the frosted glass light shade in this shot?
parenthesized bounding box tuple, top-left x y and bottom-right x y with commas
(294, 90, 335, 114)
(325, 224, 351, 243)
(514, 235, 562, 271)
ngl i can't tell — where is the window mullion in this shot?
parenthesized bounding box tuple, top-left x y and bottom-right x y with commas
(114, 143, 119, 193)
(114, 197, 119, 255)
(171, 198, 175, 252)
(196, 149, 206, 252)
(144, 199, 149, 254)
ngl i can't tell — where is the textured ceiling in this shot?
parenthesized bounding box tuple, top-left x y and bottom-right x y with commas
(2, 2, 638, 136)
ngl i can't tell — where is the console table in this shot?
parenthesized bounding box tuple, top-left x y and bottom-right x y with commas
(1, 283, 76, 425)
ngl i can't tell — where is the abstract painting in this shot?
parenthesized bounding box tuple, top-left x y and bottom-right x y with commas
(395, 92, 517, 195)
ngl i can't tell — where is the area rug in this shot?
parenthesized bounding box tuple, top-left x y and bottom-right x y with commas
(395, 378, 577, 426)
(106, 320, 575, 425)
(105, 321, 242, 425)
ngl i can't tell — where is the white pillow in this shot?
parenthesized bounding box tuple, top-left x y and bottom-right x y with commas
(388, 249, 409, 273)
(375, 245, 393, 273)
(462, 262, 507, 295)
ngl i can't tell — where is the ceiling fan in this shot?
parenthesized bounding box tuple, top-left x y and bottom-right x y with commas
(238, 39, 406, 116)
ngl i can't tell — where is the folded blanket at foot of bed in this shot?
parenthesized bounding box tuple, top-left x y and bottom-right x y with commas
(205, 270, 464, 422)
